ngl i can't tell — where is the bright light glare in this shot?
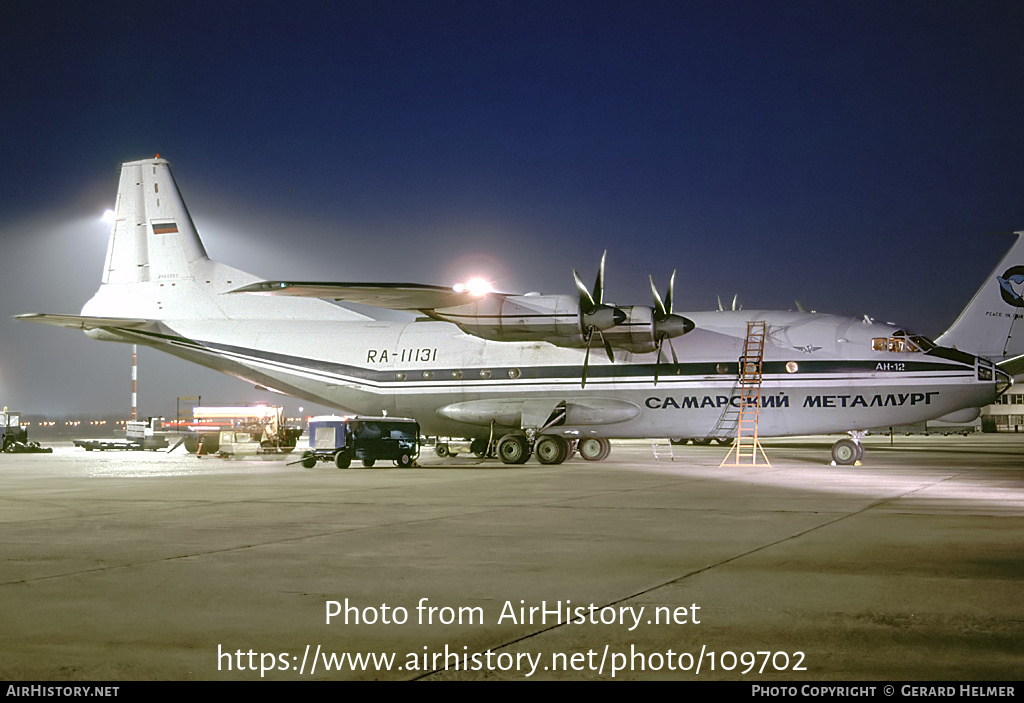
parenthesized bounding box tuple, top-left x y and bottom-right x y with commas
(100, 209, 115, 224)
(453, 277, 493, 296)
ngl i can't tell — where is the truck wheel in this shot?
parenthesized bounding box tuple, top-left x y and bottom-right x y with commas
(301, 453, 316, 469)
(396, 453, 413, 468)
(334, 452, 351, 469)
(362, 457, 376, 468)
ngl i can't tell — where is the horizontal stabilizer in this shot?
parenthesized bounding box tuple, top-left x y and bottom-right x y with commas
(14, 313, 158, 332)
(997, 354, 1024, 377)
(230, 280, 506, 312)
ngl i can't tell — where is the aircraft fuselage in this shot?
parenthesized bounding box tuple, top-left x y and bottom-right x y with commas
(132, 309, 1002, 441)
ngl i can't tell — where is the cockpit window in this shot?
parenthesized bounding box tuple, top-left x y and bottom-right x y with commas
(871, 330, 936, 353)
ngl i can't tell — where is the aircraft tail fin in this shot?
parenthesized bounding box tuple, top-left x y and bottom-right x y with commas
(79, 157, 367, 323)
(937, 231, 1024, 361)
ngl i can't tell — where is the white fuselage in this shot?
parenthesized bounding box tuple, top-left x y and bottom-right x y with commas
(126, 309, 1000, 441)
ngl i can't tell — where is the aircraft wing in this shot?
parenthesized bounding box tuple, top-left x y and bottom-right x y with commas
(14, 313, 160, 332)
(229, 281, 506, 312)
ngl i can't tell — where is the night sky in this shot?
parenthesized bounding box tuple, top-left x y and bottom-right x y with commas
(2, 1, 1023, 417)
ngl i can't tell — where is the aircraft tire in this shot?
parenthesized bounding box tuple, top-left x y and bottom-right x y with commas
(334, 452, 351, 469)
(578, 438, 611, 462)
(535, 435, 569, 465)
(831, 438, 862, 466)
(497, 434, 530, 465)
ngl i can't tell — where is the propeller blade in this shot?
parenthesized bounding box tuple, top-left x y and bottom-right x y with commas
(581, 329, 593, 388)
(593, 250, 607, 305)
(601, 331, 615, 363)
(574, 270, 596, 313)
(654, 336, 663, 386)
(650, 275, 667, 319)
(651, 270, 678, 321)
(667, 334, 679, 369)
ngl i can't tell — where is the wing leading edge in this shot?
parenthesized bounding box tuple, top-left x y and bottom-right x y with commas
(228, 280, 505, 313)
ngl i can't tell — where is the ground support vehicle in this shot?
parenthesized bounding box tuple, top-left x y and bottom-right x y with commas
(74, 417, 169, 451)
(183, 406, 301, 454)
(2, 410, 52, 453)
(299, 416, 420, 469)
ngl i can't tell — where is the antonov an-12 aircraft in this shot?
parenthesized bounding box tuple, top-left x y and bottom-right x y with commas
(17, 158, 1024, 464)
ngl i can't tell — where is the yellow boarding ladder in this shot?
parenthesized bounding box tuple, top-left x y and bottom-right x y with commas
(721, 321, 771, 466)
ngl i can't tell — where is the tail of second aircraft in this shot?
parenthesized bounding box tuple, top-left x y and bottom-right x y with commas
(78, 157, 365, 324)
(937, 231, 1024, 362)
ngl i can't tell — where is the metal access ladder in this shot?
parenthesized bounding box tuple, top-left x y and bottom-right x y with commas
(721, 321, 771, 466)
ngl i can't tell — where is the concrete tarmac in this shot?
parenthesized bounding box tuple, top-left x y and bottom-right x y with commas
(0, 435, 1021, 681)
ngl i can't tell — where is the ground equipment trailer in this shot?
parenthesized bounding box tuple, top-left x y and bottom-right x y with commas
(300, 416, 420, 468)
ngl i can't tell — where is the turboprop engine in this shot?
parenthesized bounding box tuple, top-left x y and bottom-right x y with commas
(430, 252, 695, 386)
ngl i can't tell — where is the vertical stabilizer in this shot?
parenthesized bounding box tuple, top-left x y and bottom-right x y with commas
(103, 158, 208, 284)
(82, 157, 369, 323)
(937, 231, 1024, 360)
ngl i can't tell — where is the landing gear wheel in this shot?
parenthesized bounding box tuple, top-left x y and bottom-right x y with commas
(535, 435, 569, 465)
(396, 453, 413, 468)
(301, 452, 316, 469)
(334, 452, 351, 469)
(692, 437, 713, 446)
(578, 437, 611, 462)
(831, 438, 863, 466)
(497, 434, 530, 465)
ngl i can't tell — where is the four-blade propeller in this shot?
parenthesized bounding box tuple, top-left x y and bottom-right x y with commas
(573, 252, 623, 388)
(650, 271, 695, 385)
(574, 252, 695, 388)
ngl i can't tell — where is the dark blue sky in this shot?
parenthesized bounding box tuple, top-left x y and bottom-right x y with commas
(2, 1, 1023, 415)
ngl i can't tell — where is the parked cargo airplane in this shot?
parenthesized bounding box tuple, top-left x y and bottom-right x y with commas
(16, 158, 1023, 464)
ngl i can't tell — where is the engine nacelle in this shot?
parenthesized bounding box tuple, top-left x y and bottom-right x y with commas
(600, 305, 696, 354)
(432, 295, 694, 353)
(432, 294, 588, 347)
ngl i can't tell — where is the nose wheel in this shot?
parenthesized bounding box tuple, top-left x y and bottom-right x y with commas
(831, 437, 864, 466)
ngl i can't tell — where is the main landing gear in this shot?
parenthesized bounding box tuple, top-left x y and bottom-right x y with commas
(494, 432, 610, 465)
